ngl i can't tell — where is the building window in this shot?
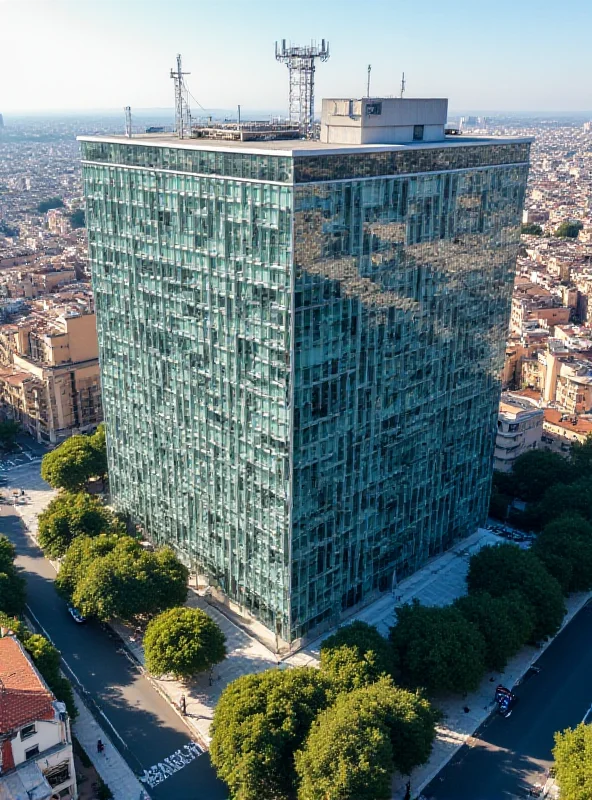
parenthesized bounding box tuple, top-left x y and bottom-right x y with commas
(366, 102, 382, 116)
(20, 724, 36, 740)
(25, 744, 39, 760)
(413, 125, 424, 141)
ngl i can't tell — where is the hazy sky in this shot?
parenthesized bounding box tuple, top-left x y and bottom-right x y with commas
(1, 0, 591, 114)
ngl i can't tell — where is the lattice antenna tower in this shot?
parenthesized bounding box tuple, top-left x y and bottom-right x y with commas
(275, 39, 330, 139)
(170, 54, 192, 139)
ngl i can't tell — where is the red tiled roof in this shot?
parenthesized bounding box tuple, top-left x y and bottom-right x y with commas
(0, 636, 55, 733)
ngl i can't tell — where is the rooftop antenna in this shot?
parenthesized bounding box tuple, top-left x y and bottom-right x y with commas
(170, 54, 192, 139)
(124, 106, 132, 138)
(367, 64, 371, 98)
(400, 71, 406, 99)
(275, 39, 330, 139)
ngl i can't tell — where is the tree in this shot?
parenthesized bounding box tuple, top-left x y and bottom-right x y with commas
(90, 423, 108, 482)
(319, 621, 395, 695)
(0, 420, 19, 451)
(144, 607, 226, 680)
(521, 222, 543, 235)
(553, 723, 592, 800)
(37, 491, 122, 558)
(0, 536, 26, 616)
(554, 220, 583, 238)
(37, 197, 64, 213)
(510, 449, 571, 502)
(69, 208, 85, 228)
(533, 514, 592, 593)
(489, 488, 510, 522)
(55, 534, 188, 622)
(389, 600, 486, 695)
(454, 591, 534, 671)
(537, 478, 592, 527)
(295, 678, 438, 800)
(210, 668, 331, 800)
(295, 691, 394, 800)
(570, 434, 592, 473)
(41, 434, 105, 491)
(467, 543, 565, 641)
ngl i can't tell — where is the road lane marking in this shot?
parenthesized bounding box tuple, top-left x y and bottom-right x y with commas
(26, 604, 130, 752)
(139, 742, 204, 788)
(96, 708, 128, 748)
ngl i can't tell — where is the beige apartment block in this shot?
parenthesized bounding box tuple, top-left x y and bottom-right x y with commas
(494, 394, 544, 472)
(542, 408, 592, 454)
(0, 290, 102, 443)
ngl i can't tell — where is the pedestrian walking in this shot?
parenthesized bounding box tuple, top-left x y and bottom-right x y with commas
(97, 738, 104, 754)
(180, 694, 186, 716)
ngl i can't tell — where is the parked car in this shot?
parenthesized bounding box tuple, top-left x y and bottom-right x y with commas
(68, 606, 86, 624)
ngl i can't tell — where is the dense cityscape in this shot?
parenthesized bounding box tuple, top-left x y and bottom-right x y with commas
(1, 8, 592, 800)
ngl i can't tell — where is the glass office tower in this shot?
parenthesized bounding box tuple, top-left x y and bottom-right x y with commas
(80, 131, 530, 643)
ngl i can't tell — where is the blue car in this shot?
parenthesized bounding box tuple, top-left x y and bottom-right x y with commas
(68, 606, 86, 624)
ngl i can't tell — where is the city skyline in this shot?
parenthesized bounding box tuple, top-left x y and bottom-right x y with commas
(1, 0, 591, 114)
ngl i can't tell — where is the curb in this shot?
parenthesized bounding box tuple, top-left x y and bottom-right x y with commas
(106, 623, 211, 751)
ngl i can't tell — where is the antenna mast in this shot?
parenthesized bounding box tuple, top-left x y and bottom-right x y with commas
(275, 39, 330, 139)
(170, 54, 192, 139)
(400, 72, 406, 98)
(124, 106, 132, 138)
(367, 64, 371, 97)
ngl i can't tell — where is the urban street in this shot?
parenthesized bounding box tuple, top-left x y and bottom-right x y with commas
(0, 499, 228, 800)
(423, 600, 592, 800)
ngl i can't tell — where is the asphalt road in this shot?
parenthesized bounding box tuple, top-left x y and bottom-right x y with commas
(0, 503, 227, 800)
(423, 600, 592, 800)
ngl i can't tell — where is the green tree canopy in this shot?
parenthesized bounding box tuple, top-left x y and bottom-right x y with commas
(210, 668, 331, 800)
(144, 607, 226, 680)
(467, 543, 565, 641)
(554, 220, 583, 238)
(0, 536, 26, 616)
(389, 600, 486, 695)
(0, 420, 20, 451)
(90, 423, 107, 480)
(533, 514, 592, 593)
(521, 222, 543, 235)
(510, 449, 572, 502)
(553, 723, 592, 800)
(55, 534, 188, 622)
(69, 208, 85, 228)
(41, 434, 106, 491)
(319, 620, 395, 695)
(38, 491, 122, 558)
(295, 689, 394, 800)
(570, 434, 592, 472)
(454, 591, 534, 671)
(37, 197, 64, 213)
(536, 478, 592, 527)
(295, 678, 438, 800)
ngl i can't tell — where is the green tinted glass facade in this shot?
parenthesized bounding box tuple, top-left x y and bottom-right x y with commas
(81, 138, 529, 642)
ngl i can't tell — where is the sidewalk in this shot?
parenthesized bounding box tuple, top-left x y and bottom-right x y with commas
(72, 687, 149, 800)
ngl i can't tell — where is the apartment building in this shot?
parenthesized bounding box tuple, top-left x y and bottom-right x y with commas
(0, 635, 77, 800)
(0, 287, 102, 443)
(494, 393, 543, 472)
